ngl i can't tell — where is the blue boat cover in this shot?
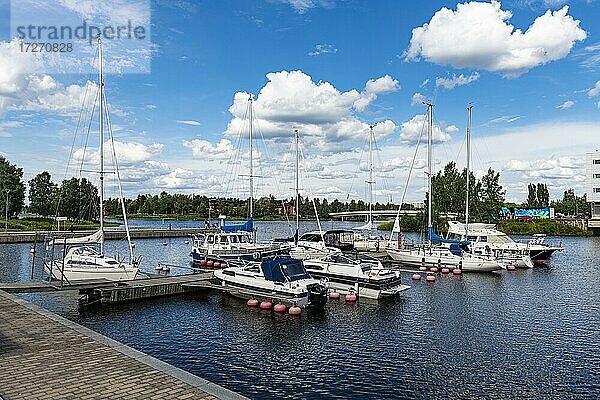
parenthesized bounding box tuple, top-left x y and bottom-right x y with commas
(262, 257, 310, 282)
(449, 243, 462, 256)
(428, 227, 470, 246)
(221, 218, 253, 233)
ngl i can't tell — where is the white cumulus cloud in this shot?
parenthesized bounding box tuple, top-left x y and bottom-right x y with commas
(399, 114, 455, 144)
(435, 72, 480, 89)
(411, 92, 427, 106)
(588, 81, 600, 97)
(405, 1, 587, 77)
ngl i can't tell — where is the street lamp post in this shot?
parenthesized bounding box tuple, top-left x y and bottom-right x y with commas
(4, 189, 11, 232)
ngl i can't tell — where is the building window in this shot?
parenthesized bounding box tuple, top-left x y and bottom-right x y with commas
(595, 174, 600, 178)
(594, 160, 600, 164)
(594, 204, 600, 216)
(594, 188, 600, 193)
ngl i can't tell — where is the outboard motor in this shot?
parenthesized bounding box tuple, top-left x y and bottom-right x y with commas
(307, 283, 328, 307)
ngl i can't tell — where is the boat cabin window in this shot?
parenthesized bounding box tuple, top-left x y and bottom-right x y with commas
(239, 235, 250, 243)
(281, 262, 310, 281)
(300, 233, 322, 243)
(479, 236, 487, 242)
(207, 235, 214, 244)
(230, 235, 238, 243)
(219, 236, 229, 244)
(307, 264, 323, 271)
(222, 270, 236, 276)
(467, 236, 478, 242)
(106, 260, 119, 265)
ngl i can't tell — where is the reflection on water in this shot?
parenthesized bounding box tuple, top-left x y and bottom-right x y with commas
(2, 220, 600, 399)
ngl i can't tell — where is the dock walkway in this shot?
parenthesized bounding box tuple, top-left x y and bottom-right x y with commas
(0, 290, 247, 400)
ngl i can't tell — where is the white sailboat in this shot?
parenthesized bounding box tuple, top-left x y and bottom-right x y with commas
(386, 103, 504, 272)
(190, 96, 288, 262)
(45, 38, 138, 282)
(352, 125, 397, 254)
(446, 106, 533, 269)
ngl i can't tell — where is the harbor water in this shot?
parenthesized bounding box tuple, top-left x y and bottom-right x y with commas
(1, 220, 599, 399)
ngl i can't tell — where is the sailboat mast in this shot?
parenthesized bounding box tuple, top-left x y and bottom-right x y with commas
(465, 105, 472, 239)
(98, 37, 105, 255)
(248, 95, 254, 219)
(427, 102, 433, 244)
(294, 128, 299, 244)
(368, 125, 374, 229)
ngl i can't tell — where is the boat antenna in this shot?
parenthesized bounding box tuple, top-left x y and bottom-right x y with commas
(98, 36, 105, 255)
(465, 104, 472, 240)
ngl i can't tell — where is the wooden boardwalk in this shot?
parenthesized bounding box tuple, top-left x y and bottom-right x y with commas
(0, 290, 247, 400)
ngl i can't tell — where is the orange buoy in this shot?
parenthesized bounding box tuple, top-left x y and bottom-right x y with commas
(289, 306, 301, 315)
(419, 266, 427, 271)
(441, 268, 450, 274)
(507, 265, 516, 271)
(426, 274, 435, 282)
(259, 301, 272, 310)
(247, 299, 259, 307)
(345, 294, 357, 302)
(453, 268, 462, 275)
(184, 240, 190, 244)
(274, 303, 287, 313)
(329, 292, 340, 299)
(430, 267, 438, 273)
(412, 274, 421, 280)
(30, 247, 36, 254)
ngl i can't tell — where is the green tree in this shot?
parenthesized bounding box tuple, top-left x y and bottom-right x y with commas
(536, 183, 549, 208)
(57, 177, 99, 221)
(0, 156, 26, 218)
(480, 168, 505, 220)
(28, 171, 57, 217)
(526, 183, 538, 208)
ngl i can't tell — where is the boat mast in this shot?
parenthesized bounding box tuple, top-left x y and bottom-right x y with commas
(465, 105, 472, 240)
(368, 125, 374, 230)
(427, 102, 433, 245)
(294, 128, 299, 244)
(248, 95, 254, 219)
(98, 37, 105, 255)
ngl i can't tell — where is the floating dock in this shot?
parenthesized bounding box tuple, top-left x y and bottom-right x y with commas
(0, 227, 217, 244)
(0, 289, 247, 400)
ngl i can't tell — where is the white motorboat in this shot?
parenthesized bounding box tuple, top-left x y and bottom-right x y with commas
(303, 253, 410, 299)
(446, 221, 563, 263)
(45, 38, 139, 283)
(213, 257, 328, 307)
(191, 227, 288, 262)
(289, 230, 342, 260)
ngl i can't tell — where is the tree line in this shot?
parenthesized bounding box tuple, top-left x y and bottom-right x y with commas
(0, 155, 591, 223)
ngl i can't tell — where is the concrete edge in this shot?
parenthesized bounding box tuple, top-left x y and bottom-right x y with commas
(0, 290, 249, 400)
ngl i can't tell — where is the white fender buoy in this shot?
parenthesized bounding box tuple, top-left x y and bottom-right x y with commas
(289, 306, 301, 315)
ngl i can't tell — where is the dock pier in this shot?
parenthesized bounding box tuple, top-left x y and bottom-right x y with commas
(0, 289, 247, 400)
(0, 227, 217, 244)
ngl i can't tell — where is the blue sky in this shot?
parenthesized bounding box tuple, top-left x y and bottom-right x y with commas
(0, 0, 599, 204)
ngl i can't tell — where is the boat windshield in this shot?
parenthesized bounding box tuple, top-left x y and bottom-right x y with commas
(281, 261, 311, 281)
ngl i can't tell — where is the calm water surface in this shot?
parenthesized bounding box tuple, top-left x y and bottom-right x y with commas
(1, 220, 599, 399)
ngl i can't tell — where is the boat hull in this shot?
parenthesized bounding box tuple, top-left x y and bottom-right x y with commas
(44, 264, 138, 282)
(387, 248, 503, 272)
(307, 270, 409, 299)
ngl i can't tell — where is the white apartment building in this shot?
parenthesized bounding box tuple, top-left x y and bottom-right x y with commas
(586, 151, 600, 234)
